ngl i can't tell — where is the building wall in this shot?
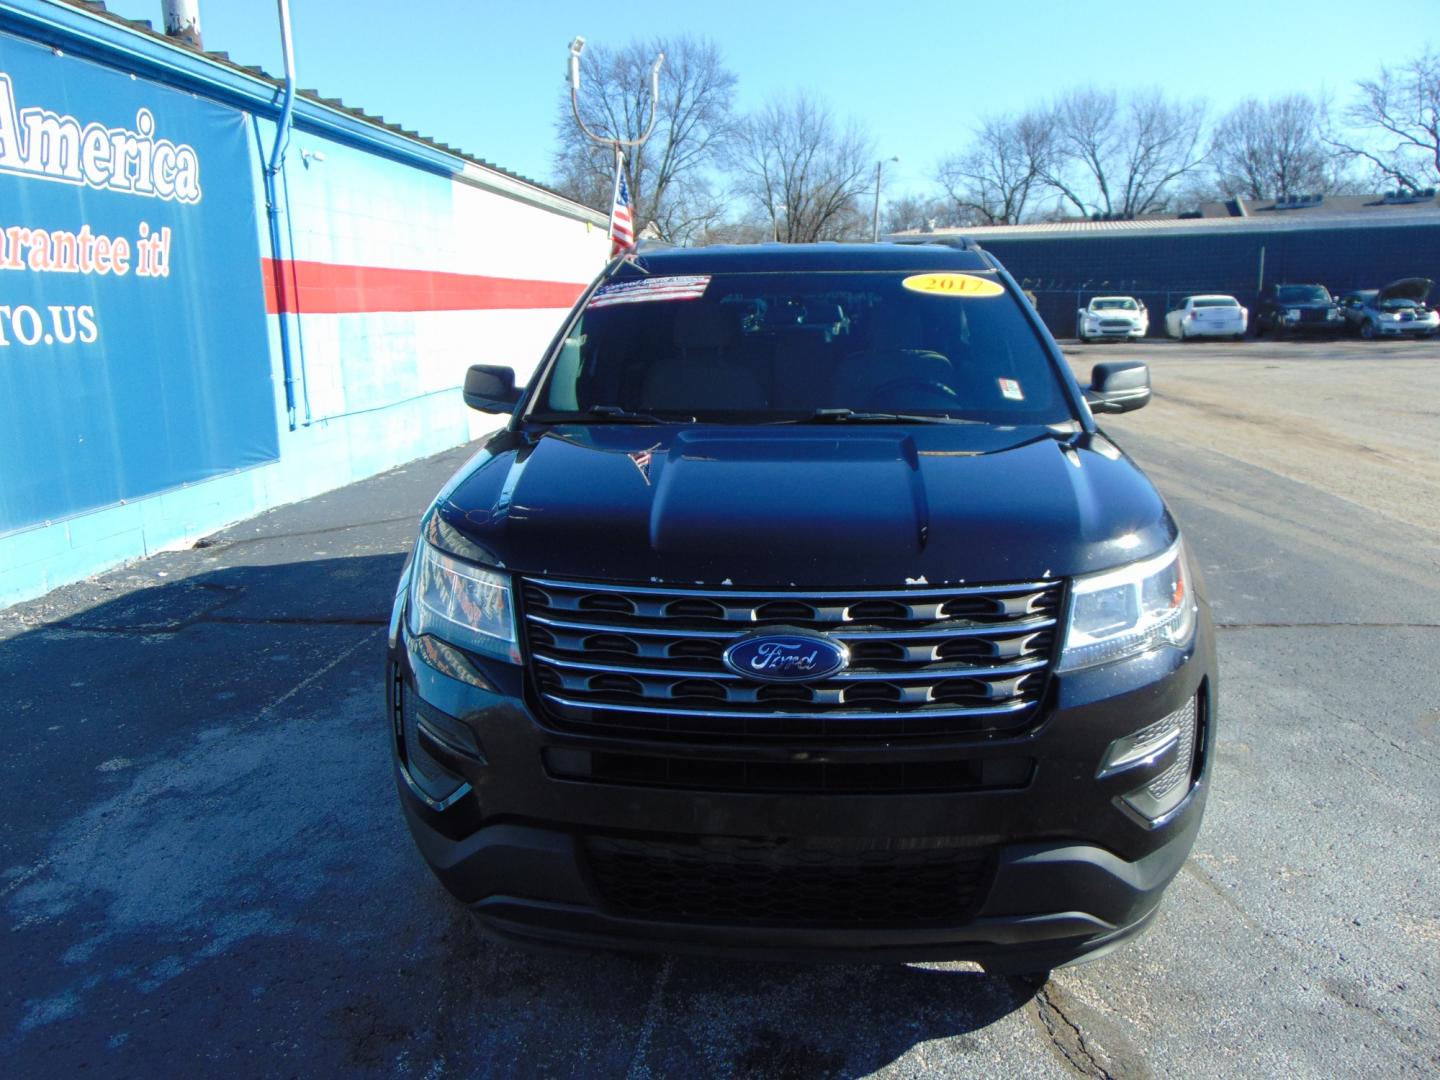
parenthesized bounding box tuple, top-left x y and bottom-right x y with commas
(979, 222, 1440, 338)
(0, 5, 609, 607)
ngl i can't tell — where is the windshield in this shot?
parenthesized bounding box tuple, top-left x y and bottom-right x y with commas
(1192, 297, 1239, 308)
(1277, 285, 1330, 303)
(1092, 298, 1137, 311)
(532, 270, 1072, 425)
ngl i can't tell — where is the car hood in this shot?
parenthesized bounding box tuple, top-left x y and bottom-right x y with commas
(430, 424, 1174, 588)
(1378, 277, 1434, 305)
(1088, 309, 1143, 320)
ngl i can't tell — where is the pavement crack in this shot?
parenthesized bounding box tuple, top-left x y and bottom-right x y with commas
(0, 628, 382, 904)
(1216, 621, 1440, 630)
(45, 613, 387, 634)
(1183, 860, 1259, 929)
(203, 615, 388, 627)
(191, 515, 418, 551)
(623, 955, 673, 1080)
(1032, 984, 1114, 1079)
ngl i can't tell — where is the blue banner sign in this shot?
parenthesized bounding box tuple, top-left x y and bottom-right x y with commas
(0, 33, 278, 535)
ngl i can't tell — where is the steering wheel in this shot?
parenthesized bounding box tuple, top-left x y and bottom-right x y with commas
(864, 377, 963, 411)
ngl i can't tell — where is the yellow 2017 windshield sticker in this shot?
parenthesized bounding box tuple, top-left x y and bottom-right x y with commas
(901, 273, 1005, 298)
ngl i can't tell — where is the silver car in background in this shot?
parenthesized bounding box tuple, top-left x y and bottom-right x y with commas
(1337, 278, 1438, 339)
(1164, 295, 1248, 341)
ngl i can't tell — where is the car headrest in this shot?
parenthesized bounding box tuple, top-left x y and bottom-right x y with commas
(673, 304, 737, 350)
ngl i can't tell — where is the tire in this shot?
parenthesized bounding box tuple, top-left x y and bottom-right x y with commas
(1360, 320, 1376, 341)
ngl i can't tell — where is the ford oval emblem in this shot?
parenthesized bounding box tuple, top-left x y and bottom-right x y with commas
(723, 631, 849, 683)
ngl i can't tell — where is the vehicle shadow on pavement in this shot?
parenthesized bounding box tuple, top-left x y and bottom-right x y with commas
(2, 556, 1039, 1077)
(427, 900, 1043, 1077)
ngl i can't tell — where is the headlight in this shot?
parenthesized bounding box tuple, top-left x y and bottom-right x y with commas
(1327, 309, 1341, 320)
(1380, 312, 1399, 321)
(1059, 542, 1196, 671)
(1284, 308, 1301, 319)
(407, 541, 520, 663)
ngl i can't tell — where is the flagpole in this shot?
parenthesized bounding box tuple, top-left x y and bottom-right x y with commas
(607, 146, 623, 249)
(567, 37, 663, 249)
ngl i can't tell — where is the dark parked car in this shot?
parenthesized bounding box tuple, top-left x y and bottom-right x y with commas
(1253, 283, 1345, 336)
(1337, 278, 1439, 339)
(388, 241, 1217, 977)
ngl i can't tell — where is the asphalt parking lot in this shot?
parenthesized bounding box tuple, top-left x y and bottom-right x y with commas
(3, 336, 1437, 1078)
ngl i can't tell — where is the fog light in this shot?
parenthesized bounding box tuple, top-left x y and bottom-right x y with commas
(1115, 697, 1198, 823)
(1099, 711, 1181, 778)
(398, 679, 468, 806)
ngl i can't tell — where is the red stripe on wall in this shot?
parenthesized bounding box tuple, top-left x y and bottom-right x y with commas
(261, 258, 587, 315)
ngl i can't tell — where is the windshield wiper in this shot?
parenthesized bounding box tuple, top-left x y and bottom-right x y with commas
(781, 408, 982, 425)
(526, 405, 695, 424)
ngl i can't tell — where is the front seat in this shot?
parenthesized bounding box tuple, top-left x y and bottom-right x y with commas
(641, 305, 767, 412)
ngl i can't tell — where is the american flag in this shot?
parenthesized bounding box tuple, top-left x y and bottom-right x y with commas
(628, 444, 659, 485)
(610, 158, 634, 256)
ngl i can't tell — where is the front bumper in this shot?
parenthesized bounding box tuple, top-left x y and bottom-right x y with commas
(388, 588, 1217, 970)
(1277, 316, 1345, 334)
(1374, 318, 1438, 336)
(1082, 322, 1146, 339)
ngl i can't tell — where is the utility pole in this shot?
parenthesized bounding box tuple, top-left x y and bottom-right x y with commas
(872, 156, 899, 242)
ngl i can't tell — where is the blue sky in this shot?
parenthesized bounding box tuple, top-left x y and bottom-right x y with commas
(101, 0, 1432, 199)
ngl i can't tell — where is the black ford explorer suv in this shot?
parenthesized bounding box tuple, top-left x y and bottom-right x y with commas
(388, 241, 1217, 976)
(1253, 282, 1345, 336)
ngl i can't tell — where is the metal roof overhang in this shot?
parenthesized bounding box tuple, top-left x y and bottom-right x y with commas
(0, 0, 608, 226)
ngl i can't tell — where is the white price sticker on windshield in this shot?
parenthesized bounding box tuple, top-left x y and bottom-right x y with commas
(999, 378, 1024, 401)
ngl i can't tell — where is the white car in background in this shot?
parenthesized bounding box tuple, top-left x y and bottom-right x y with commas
(1077, 296, 1148, 342)
(1165, 295, 1248, 340)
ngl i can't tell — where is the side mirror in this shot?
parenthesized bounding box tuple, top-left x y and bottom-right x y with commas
(463, 364, 523, 413)
(1086, 360, 1151, 413)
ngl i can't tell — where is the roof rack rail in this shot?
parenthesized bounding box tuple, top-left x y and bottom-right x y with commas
(888, 236, 981, 251)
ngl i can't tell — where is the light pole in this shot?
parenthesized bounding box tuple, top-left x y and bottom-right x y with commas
(872, 156, 899, 242)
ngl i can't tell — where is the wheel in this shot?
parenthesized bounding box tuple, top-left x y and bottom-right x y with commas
(1360, 320, 1377, 341)
(1078, 331, 1090, 344)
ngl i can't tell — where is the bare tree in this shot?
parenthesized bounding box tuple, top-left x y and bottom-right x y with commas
(551, 36, 736, 243)
(1210, 94, 1346, 199)
(1043, 88, 1208, 217)
(1331, 49, 1440, 189)
(881, 193, 956, 234)
(729, 92, 875, 242)
(936, 112, 1054, 225)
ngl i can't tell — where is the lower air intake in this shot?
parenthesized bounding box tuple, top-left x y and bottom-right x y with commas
(584, 835, 991, 926)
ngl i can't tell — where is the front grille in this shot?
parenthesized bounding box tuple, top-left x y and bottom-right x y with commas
(1099, 319, 1133, 330)
(521, 576, 1062, 741)
(584, 834, 991, 925)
